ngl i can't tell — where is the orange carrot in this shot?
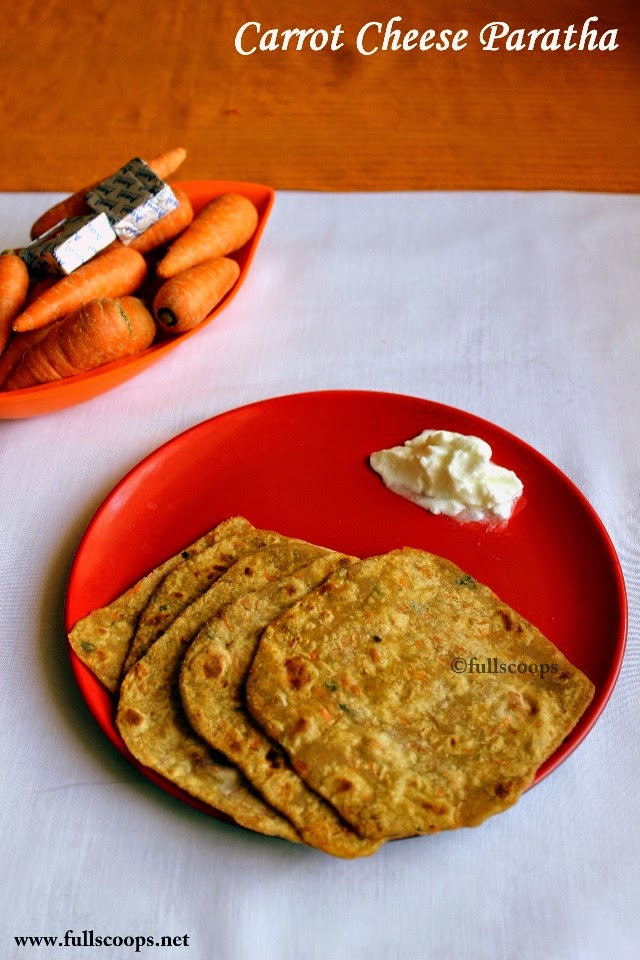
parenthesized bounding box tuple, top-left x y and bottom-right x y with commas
(12, 245, 148, 333)
(146, 146, 188, 181)
(153, 257, 240, 333)
(129, 187, 194, 254)
(30, 195, 92, 240)
(0, 254, 30, 352)
(25, 274, 57, 305)
(156, 193, 258, 279)
(29, 147, 188, 239)
(0, 325, 57, 386)
(3, 297, 156, 390)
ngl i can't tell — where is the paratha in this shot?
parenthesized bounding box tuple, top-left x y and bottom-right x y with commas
(123, 527, 288, 672)
(245, 547, 595, 841)
(70, 512, 596, 854)
(179, 566, 383, 858)
(116, 540, 335, 840)
(68, 516, 253, 692)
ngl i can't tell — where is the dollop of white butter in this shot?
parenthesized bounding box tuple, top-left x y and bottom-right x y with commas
(369, 429, 523, 522)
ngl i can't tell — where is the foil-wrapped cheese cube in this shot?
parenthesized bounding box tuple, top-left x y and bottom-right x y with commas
(86, 157, 178, 244)
(19, 213, 117, 276)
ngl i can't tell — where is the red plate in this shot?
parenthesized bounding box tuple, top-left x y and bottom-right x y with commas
(65, 390, 627, 822)
(0, 180, 274, 419)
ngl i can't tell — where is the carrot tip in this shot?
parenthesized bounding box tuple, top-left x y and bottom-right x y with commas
(157, 308, 178, 327)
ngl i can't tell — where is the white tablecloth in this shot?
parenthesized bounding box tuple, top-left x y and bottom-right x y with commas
(1, 190, 638, 960)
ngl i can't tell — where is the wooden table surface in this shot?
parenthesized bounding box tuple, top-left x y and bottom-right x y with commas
(1, 0, 638, 193)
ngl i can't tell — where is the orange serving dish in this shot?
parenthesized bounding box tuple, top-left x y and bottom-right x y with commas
(0, 180, 275, 419)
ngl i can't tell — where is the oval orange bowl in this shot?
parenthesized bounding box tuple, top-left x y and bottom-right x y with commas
(0, 180, 275, 419)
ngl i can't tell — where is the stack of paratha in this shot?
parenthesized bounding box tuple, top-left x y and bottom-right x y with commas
(68, 516, 594, 857)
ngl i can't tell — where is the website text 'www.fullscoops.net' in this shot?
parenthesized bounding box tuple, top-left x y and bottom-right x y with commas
(13, 929, 190, 952)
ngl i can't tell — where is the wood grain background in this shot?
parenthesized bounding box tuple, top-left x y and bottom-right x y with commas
(1, 0, 637, 192)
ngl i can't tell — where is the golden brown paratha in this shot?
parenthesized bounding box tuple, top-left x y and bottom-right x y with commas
(123, 527, 288, 672)
(245, 547, 595, 842)
(179, 561, 383, 859)
(115, 540, 334, 840)
(68, 516, 253, 692)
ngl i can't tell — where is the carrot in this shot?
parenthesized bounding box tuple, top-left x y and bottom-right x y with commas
(0, 325, 57, 386)
(156, 193, 258, 279)
(153, 257, 240, 334)
(0, 254, 30, 352)
(12, 244, 148, 333)
(25, 274, 57, 305)
(29, 147, 188, 239)
(146, 146, 188, 181)
(129, 187, 194, 254)
(3, 297, 156, 390)
(30, 196, 92, 241)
